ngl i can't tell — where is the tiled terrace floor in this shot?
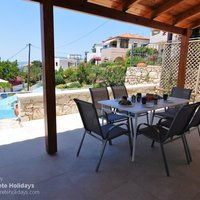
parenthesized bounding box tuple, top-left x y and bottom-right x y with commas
(0, 114, 200, 200)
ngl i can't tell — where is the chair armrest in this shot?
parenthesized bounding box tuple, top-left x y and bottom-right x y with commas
(137, 123, 159, 135)
(104, 123, 129, 138)
(158, 117, 168, 125)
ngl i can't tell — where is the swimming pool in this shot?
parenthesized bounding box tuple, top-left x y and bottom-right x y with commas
(0, 94, 17, 119)
(0, 87, 62, 119)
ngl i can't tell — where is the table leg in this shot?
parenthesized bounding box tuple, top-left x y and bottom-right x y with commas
(149, 110, 154, 125)
(131, 114, 138, 162)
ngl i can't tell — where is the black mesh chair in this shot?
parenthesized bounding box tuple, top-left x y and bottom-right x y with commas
(153, 87, 192, 120)
(158, 102, 200, 162)
(137, 103, 198, 176)
(110, 85, 129, 99)
(158, 102, 200, 130)
(89, 87, 128, 124)
(187, 103, 200, 136)
(110, 85, 149, 124)
(74, 98, 132, 172)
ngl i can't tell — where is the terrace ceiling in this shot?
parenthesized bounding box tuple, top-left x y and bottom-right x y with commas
(31, 0, 200, 34)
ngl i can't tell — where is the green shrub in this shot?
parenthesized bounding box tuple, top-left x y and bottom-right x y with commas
(63, 67, 77, 82)
(56, 84, 66, 89)
(55, 73, 65, 85)
(100, 65, 127, 86)
(0, 82, 12, 89)
(66, 82, 81, 88)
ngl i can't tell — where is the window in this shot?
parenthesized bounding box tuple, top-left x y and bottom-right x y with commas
(56, 62, 58, 66)
(120, 39, 128, 48)
(133, 43, 137, 47)
(110, 40, 117, 48)
(141, 43, 148, 47)
(152, 30, 160, 36)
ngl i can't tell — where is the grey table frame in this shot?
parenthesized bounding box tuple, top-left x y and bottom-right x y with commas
(99, 97, 189, 162)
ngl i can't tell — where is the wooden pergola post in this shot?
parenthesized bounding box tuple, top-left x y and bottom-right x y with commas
(40, 1, 57, 154)
(177, 28, 192, 88)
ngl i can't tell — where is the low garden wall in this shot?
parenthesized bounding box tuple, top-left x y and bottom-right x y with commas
(17, 84, 157, 121)
(125, 65, 162, 85)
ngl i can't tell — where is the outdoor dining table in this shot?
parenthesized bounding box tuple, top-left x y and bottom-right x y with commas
(98, 97, 189, 162)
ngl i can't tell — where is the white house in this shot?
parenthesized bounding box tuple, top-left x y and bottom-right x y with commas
(86, 43, 103, 64)
(55, 57, 69, 71)
(148, 29, 180, 53)
(54, 55, 82, 70)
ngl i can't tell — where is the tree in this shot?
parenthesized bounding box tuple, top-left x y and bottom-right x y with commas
(0, 60, 20, 80)
(29, 60, 42, 84)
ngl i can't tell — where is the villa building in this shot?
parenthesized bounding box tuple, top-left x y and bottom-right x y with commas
(86, 33, 149, 64)
(101, 33, 149, 62)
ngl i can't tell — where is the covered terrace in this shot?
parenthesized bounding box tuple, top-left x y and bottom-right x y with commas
(27, 0, 200, 154)
(0, 1, 200, 198)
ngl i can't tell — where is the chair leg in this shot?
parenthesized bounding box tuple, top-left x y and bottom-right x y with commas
(96, 140, 108, 172)
(109, 140, 112, 145)
(182, 135, 192, 163)
(151, 140, 155, 148)
(197, 126, 200, 136)
(76, 130, 87, 157)
(146, 113, 149, 124)
(160, 143, 170, 176)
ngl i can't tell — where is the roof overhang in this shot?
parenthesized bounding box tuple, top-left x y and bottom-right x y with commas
(29, 0, 200, 35)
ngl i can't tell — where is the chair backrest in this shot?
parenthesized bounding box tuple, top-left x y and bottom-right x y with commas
(74, 98, 102, 137)
(166, 103, 199, 139)
(188, 102, 200, 129)
(89, 87, 110, 110)
(111, 85, 128, 99)
(170, 87, 192, 100)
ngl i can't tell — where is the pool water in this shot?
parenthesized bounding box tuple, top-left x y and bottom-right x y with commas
(0, 86, 61, 120)
(0, 94, 17, 119)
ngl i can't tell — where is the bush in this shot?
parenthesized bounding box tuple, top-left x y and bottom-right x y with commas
(100, 65, 127, 86)
(55, 73, 65, 85)
(63, 67, 77, 82)
(0, 82, 12, 89)
(56, 84, 66, 89)
(66, 82, 81, 88)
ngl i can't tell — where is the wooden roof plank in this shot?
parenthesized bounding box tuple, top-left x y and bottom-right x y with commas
(173, 4, 200, 25)
(30, 0, 185, 34)
(151, 0, 183, 19)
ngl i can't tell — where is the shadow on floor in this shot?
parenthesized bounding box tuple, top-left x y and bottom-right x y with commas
(0, 127, 200, 200)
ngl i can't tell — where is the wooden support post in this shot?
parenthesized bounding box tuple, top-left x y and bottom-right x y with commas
(177, 29, 192, 88)
(40, 1, 57, 154)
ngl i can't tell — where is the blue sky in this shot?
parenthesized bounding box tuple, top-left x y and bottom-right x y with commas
(0, 0, 150, 62)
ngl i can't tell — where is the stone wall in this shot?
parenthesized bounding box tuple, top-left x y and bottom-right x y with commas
(17, 85, 157, 121)
(125, 65, 161, 85)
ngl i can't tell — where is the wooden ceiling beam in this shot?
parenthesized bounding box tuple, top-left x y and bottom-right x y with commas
(30, 0, 185, 34)
(121, 0, 138, 12)
(173, 5, 200, 25)
(151, 0, 183, 19)
(189, 20, 200, 29)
